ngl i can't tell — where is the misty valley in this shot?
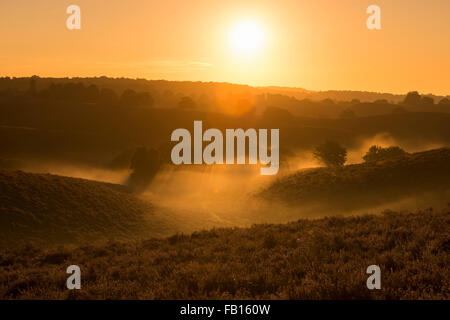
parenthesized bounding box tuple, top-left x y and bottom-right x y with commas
(0, 77, 449, 300)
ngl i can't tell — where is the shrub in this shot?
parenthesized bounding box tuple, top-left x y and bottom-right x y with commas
(313, 141, 347, 167)
(363, 145, 408, 162)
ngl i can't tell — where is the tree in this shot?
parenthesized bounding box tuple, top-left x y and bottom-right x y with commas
(178, 96, 196, 109)
(99, 88, 118, 105)
(438, 98, 450, 105)
(363, 145, 408, 162)
(313, 141, 347, 167)
(127, 147, 161, 191)
(403, 91, 421, 106)
(339, 108, 357, 119)
(137, 92, 154, 107)
(392, 106, 407, 114)
(321, 98, 335, 105)
(85, 84, 100, 103)
(120, 89, 139, 106)
(28, 76, 38, 96)
(420, 96, 434, 106)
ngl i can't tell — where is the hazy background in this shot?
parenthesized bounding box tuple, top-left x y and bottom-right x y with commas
(1, 0, 450, 94)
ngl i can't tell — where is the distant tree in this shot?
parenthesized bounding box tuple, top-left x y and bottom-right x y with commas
(178, 96, 196, 109)
(120, 89, 139, 106)
(363, 145, 408, 162)
(137, 92, 154, 107)
(420, 96, 434, 106)
(339, 108, 357, 119)
(99, 88, 118, 105)
(66, 82, 85, 102)
(163, 89, 174, 99)
(438, 98, 450, 105)
(28, 76, 38, 96)
(313, 141, 347, 168)
(403, 91, 421, 106)
(85, 84, 100, 103)
(321, 98, 335, 105)
(127, 147, 161, 191)
(350, 99, 360, 105)
(392, 106, 407, 114)
(374, 99, 388, 104)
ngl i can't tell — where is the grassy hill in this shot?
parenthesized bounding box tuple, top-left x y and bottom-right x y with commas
(0, 208, 448, 299)
(0, 170, 176, 247)
(259, 148, 450, 211)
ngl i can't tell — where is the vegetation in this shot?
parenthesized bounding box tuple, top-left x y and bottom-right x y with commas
(0, 208, 447, 299)
(261, 148, 450, 210)
(362, 145, 408, 162)
(127, 147, 162, 192)
(403, 91, 421, 106)
(0, 170, 177, 247)
(0, 77, 449, 300)
(313, 141, 347, 168)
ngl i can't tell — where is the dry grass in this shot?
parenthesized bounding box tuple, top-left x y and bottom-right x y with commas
(0, 209, 448, 299)
(0, 170, 178, 247)
(260, 148, 450, 210)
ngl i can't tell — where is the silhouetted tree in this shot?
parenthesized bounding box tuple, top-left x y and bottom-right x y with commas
(392, 106, 407, 114)
(99, 88, 118, 105)
(363, 145, 408, 162)
(178, 96, 196, 109)
(137, 92, 154, 107)
(403, 91, 421, 106)
(120, 89, 139, 106)
(127, 147, 161, 191)
(420, 96, 434, 106)
(85, 84, 100, 103)
(438, 98, 450, 105)
(313, 141, 347, 167)
(339, 109, 357, 119)
(28, 76, 38, 96)
(321, 98, 335, 105)
(120, 89, 153, 107)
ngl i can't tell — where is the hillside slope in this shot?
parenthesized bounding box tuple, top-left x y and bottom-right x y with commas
(0, 209, 448, 299)
(0, 170, 171, 247)
(259, 148, 450, 210)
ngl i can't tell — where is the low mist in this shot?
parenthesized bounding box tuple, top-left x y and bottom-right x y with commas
(9, 132, 449, 235)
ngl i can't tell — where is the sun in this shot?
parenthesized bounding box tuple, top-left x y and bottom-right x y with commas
(228, 20, 266, 58)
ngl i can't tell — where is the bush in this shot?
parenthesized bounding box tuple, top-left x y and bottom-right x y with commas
(363, 145, 408, 162)
(403, 91, 421, 106)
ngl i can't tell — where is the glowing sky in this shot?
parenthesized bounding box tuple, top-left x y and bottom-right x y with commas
(1, 0, 449, 94)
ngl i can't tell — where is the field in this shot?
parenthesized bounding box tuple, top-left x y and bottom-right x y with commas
(0, 78, 449, 300)
(0, 209, 448, 299)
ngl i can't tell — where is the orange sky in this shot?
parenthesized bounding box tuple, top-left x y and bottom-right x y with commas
(1, 0, 449, 95)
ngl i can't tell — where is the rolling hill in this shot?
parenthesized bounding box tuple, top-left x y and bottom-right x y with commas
(0, 170, 174, 247)
(258, 148, 450, 211)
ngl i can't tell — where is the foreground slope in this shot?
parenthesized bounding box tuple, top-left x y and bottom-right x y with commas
(0, 209, 448, 299)
(0, 170, 174, 247)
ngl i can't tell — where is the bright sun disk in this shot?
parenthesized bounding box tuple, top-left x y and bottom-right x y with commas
(229, 20, 266, 58)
